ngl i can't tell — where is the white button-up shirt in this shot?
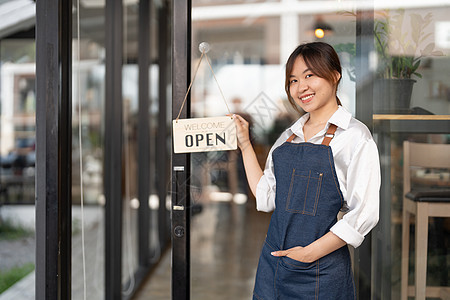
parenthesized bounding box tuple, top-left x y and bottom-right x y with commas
(256, 106, 380, 248)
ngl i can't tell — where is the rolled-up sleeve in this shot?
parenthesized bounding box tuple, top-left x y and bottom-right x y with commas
(255, 138, 284, 212)
(330, 138, 381, 248)
(256, 174, 276, 212)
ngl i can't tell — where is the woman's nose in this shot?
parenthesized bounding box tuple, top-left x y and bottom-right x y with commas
(297, 80, 308, 94)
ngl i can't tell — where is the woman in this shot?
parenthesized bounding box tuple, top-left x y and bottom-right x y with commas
(233, 42, 380, 299)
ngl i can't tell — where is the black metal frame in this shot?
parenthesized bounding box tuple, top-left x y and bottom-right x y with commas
(0, 38, 1, 166)
(104, 0, 124, 298)
(157, 0, 171, 252)
(138, 0, 151, 268)
(355, 9, 374, 131)
(354, 6, 375, 300)
(35, 0, 72, 299)
(171, 1, 192, 299)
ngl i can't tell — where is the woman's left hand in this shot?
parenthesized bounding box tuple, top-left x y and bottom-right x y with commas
(271, 232, 346, 264)
(271, 246, 316, 263)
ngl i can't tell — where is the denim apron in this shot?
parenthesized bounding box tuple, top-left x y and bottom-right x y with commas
(253, 125, 355, 300)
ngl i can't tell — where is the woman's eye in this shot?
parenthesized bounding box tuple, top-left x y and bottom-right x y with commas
(290, 79, 297, 84)
(305, 74, 313, 78)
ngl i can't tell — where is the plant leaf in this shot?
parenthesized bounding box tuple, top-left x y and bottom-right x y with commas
(421, 43, 436, 56)
(410, 14, 423, 44)
(419, 33, 433, 44)
(412, 60, 421, 72)
(423, 13, 433, 26)
(431, 50, 444, 56)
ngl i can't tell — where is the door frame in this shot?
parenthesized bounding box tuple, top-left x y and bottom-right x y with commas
(171, 1, 192, 299)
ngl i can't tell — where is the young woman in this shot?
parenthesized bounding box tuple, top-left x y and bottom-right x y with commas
(233, 42, 380, 299)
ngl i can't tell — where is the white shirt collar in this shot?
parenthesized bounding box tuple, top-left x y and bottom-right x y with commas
(288, 106, 352, 137)
(328, 106, 352, 130)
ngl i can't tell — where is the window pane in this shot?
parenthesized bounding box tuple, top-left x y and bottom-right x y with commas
(190, 1, 357, 298)
(0, 38, 36, 298)
(71, 2, 106, 298)
(372, 2, 450, 299)
(121, 1, 139, 295)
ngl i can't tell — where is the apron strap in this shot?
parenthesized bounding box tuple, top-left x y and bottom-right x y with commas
(286, 124, 338, 144)
(321, 124, 338, 146)
(286, 133, 296, 143)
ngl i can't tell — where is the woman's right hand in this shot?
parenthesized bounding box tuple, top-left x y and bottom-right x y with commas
(233, 114, 251, 151)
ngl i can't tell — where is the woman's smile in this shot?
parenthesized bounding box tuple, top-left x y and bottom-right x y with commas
(300, 93, 315, 103)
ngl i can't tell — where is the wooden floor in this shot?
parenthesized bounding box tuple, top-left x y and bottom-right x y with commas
(132, 200, 271, 300)
(0, 200, 271, 299)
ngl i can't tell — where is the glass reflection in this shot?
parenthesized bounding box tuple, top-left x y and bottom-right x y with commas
(121, 1, 139, 296)
(187, 1, 450, 299)
(0, 38, 36, 298)
(373, 6, 449, 114)
(372, 2, 450, 299)
(71, 2, 106, 298)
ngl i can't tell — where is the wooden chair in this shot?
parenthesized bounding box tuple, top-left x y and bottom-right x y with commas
(401, 141, 450, 300)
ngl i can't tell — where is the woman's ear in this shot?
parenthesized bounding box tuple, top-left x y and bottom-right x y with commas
(333, 71, 341, 84)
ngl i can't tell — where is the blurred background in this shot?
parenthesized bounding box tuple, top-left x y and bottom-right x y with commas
(0, 0, 449, 299)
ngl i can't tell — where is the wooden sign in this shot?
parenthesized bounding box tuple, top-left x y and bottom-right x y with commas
(173, 116, 237, 153)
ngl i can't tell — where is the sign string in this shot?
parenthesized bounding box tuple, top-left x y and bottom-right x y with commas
(204, 52, 232, 116)
(175, 43, 232, 122)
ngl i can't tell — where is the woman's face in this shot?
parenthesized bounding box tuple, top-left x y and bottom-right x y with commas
(288, 56, 337, 114)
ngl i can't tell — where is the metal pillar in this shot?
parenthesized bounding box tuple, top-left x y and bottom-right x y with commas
(355, 5, 375, 300)
(157, 0, 170, 250)
(171, 0, 192, 299)
(138, 0, 151, 268)
(35, 0, 72, 299)
(105, 0, 123, 298)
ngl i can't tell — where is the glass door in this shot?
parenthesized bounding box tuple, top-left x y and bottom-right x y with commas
(171, 1, 450, 299)
(170, 1, 375, 299)
(188, 2, 363, 298)
(371, 2, 450, 299)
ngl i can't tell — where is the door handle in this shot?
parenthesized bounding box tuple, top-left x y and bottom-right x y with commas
(173, 166, 185, 211)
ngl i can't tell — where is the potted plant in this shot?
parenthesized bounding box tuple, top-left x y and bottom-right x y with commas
(374, 10, 443, 113)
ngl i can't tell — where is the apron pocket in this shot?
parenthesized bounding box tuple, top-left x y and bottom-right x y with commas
(280, 256, 317, 270)
(276, 257, 319, 298)
(285, 169, 323, 215)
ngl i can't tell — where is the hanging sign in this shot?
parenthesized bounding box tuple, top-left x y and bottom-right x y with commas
(173, 42, 237, 153)
(173, 116, 236, 153)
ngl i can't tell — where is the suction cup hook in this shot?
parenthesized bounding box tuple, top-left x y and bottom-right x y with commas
(199, 42, 211, 54)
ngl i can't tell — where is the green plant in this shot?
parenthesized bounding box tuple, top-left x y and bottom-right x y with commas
(0, 263, 35, 294)
(0, 219, 32, 241)
(374, 10, 443, 79)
